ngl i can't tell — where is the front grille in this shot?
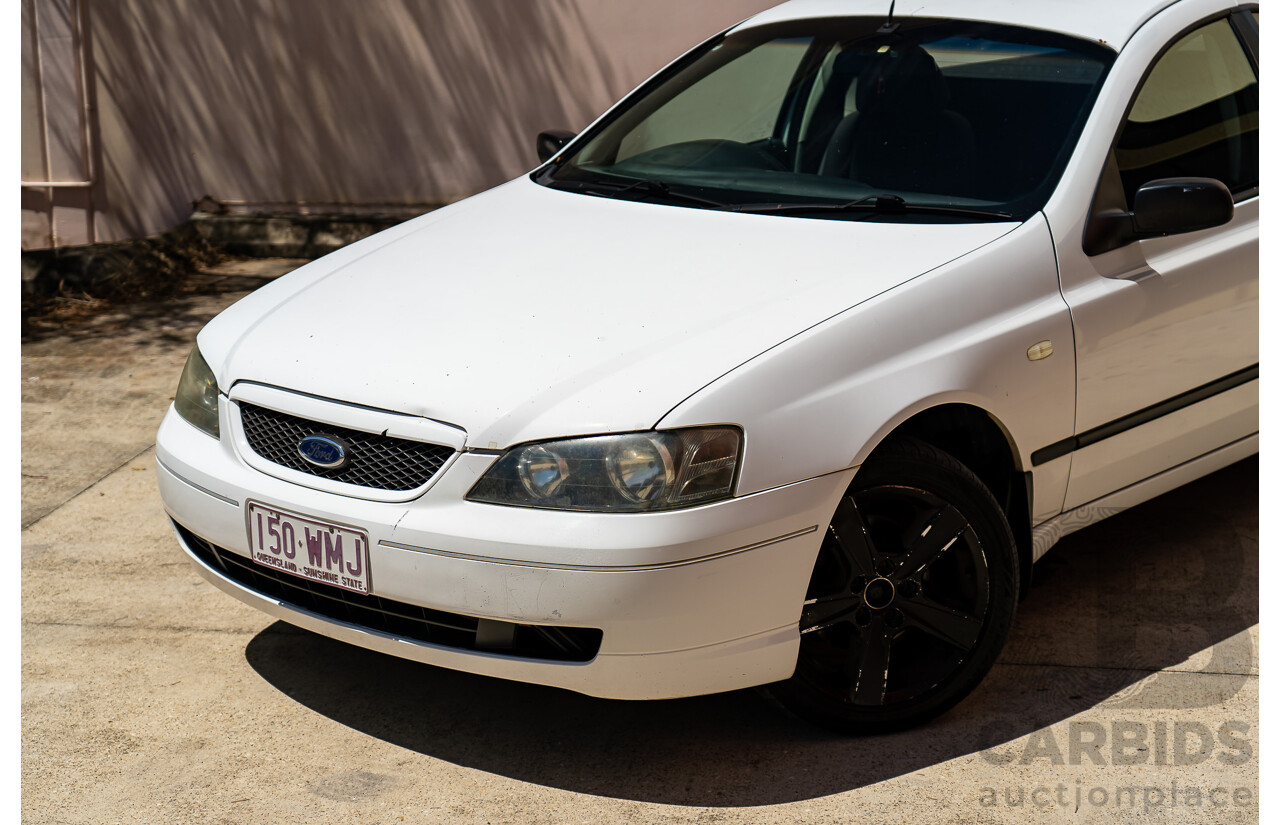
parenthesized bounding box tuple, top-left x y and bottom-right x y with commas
(174, 521, 603, 663)
(239, 403, 454, 491)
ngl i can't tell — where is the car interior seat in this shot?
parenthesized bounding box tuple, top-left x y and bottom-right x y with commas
(819, 45, 977, 195)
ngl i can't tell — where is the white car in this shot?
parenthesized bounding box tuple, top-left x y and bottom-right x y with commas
(157, 0, 1258, 733)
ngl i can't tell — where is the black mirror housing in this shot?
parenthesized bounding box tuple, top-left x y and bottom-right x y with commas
(536, 130, 576, 164)
(1085, 177, 1234, 256)
(1131, 177, 1234, 236)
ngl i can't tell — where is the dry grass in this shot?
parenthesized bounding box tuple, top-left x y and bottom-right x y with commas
(22, 231, 226, 336)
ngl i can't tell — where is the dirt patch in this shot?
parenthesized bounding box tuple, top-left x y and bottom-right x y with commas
(22, 228, 228, 337)
(22, 258, 307, 347)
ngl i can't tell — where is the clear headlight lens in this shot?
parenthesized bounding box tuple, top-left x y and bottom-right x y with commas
(605, 436, 675, 504)
(468, 427, 741, 512)
(174, 345, 220, 438)
(517, 445, 571, 499)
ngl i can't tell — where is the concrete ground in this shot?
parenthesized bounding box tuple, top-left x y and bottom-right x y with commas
(22, 259, 1258, 824)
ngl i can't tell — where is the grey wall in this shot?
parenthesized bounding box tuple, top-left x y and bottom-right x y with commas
(21, 0, 778, 249)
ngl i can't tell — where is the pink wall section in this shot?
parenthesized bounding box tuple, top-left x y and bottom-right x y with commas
(21, 0, 778, 249)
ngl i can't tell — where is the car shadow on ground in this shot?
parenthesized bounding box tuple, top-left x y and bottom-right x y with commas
(245, 458, 1256, 806)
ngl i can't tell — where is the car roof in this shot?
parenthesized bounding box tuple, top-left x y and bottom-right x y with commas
(734, 0, 1195, 51)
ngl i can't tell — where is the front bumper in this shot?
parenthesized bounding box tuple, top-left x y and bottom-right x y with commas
(156, 401, 852, 699)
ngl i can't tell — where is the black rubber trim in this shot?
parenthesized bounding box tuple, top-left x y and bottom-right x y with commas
(1031, 364, 1258, 466)
(1231, 8, 1259, 70)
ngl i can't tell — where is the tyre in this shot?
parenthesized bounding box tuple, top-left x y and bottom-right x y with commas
(764, 437, 1019, 734)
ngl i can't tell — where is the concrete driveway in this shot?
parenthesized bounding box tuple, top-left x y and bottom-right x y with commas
(21, 259, 1258, 824)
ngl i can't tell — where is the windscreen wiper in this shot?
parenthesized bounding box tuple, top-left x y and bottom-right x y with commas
(727, 194, 1014, 221)
(563, 175, 732, 209)
(574, 176, 732, 209)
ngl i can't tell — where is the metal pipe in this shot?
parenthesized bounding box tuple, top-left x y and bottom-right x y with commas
(26, 0, 52, 189)
(21, 180, 93, 188)
(73, 0, 95, 205)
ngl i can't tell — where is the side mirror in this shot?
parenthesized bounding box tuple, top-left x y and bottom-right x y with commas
(1131, 178, 1234, 235)
(536, 130, 576, 164)
(1084, 177, 1234, 256)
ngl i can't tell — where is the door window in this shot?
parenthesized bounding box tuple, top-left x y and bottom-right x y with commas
(1112, 18, 1259, 207)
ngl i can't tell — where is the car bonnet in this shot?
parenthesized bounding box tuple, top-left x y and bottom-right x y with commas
(204, 176, 1016, 449)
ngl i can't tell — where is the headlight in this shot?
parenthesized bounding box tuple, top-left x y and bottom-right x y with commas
(174, 345, 220, 438)
(468, 427, 741, 512)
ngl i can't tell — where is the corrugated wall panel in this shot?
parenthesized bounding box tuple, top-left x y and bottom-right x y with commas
(21, 0, 777, 249)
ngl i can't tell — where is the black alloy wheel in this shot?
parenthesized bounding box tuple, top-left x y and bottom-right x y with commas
(765, 438, 1018, 734)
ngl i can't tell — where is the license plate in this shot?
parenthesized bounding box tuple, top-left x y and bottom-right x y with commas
(245, 502, 371, 594)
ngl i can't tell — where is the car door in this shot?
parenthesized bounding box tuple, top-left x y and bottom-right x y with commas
(1044, 5, 1258, 512)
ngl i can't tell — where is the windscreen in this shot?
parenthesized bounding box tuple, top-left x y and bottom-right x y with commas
(539, 17, 1115, 222)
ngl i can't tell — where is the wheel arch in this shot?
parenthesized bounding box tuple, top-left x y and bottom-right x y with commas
(862, 402, 1034, 599)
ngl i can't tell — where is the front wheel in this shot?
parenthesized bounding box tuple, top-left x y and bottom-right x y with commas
(765, 438, 1019, 734)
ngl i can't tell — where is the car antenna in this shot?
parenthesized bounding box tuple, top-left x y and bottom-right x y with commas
(878, 0, 900, 34)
